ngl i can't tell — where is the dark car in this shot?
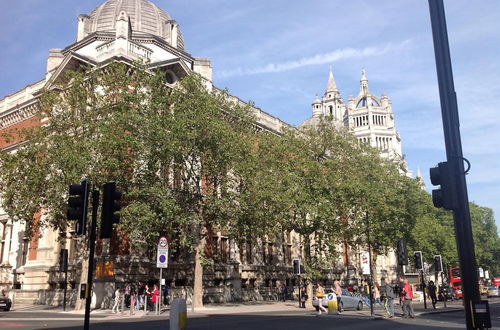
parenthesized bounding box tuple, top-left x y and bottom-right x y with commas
(438, 285, 457, 301)
(0, 294, 12, 311)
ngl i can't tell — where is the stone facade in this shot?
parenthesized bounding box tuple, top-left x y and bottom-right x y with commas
(0, 0, 401, 307)
(300, 68, 404, 163)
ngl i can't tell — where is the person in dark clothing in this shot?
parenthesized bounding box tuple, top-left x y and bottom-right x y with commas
(382, 277, 396, 318)
(136, 281, 145, 310)
(300, 287, 307, 308)
(398, 276, 406, 314)
(428, 281, 438, 309)
(163, 284, 169, 305)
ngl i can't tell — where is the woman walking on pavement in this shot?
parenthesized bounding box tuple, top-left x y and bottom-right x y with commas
(111, 287, 122, 314)
(316, 282, 327, 315)
(334, 280, 343, 312)
(151, 284, 159, 312)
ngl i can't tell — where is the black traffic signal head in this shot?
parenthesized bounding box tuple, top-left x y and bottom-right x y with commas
(59, 249, 68, 272)
(397, 238, 408, 266)
(67, 179, 89, 236)
(433, 255, 443, 272)
(430, 162, 457, 210)
(414, 251, 423, 270)
(100, 182, 122, 239)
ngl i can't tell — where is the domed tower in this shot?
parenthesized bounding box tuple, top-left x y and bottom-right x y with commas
(77, 0, 185, 50)
(45, 0, 212, 85)
(347, 69, 402, 160)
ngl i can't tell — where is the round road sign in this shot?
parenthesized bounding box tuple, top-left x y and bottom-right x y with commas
(159, 236, 168, 248)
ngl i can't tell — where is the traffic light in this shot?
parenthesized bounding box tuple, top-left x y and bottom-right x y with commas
(397, 238, 408, 266)
(59, 249, 68, 272)
(100, 182, 122, 239)
(67, 179, 90, 236)
(430, 162, 458, 210)
(414, 251, 423, 270)
(293, 259, 301, 275)
(433, 255, 443, 272)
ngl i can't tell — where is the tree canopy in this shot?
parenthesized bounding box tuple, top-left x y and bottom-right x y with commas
(1, 61, 499, 302)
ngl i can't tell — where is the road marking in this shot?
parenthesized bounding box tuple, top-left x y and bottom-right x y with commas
(0, 321, 25, 327)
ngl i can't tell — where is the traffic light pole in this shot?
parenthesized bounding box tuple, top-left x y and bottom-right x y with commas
(428, 1, 483, 328)
(421, 270, 427, 309)
(298, 274, 301, 309)
(84, 189, 99, 330)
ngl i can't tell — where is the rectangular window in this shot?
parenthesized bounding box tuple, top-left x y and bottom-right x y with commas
(246, 242, 253, 264)
(267, 243, 274, 265)
(220, 237, 228, 263)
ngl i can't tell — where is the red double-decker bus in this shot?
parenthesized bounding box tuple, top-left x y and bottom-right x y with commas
(449, 267, 463, 299)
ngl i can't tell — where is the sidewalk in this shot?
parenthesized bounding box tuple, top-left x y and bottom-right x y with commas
(8, 299, 464, 320)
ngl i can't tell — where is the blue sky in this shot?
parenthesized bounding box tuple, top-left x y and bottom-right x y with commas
(1, 0, 499, 231)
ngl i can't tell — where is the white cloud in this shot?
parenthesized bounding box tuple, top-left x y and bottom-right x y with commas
(216, 40, 412, 78)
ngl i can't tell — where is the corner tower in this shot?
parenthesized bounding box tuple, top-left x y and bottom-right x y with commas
(346, 69, 402, 160)
(300, 68, 404, 163)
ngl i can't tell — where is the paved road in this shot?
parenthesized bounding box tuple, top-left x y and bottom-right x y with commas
(0, 299, 498, 329)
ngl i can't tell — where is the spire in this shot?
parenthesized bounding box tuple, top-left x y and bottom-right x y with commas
(326, 66, 338, 93)
(360, 68, 369, 96)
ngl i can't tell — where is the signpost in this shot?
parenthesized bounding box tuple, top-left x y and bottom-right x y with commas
(157, 236, 168, 315)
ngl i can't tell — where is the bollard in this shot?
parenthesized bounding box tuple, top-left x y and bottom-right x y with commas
(170, 298, 187, 330)
(327, 293, 338, 315)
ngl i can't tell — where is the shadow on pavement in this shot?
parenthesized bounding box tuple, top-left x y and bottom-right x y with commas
(30, 311, 468, 330)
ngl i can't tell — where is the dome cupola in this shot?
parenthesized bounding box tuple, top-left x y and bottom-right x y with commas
(77, 0, 185, 50)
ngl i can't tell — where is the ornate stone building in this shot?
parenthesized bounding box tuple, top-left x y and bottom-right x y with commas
(0, 0, 402, 307)
(300, 68, 403, 163)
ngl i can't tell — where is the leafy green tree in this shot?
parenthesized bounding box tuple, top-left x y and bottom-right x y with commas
(0, 63, 256, 308)
(470, 203, 500, 276)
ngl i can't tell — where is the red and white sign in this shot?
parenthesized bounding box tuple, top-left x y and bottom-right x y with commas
(361, 251, 370, 275)
(157, 236, 169, 268)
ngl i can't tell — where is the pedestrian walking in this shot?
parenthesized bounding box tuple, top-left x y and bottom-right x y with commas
(401, 278, 415, 318)
(135, 281, 144, 310)
(151, 284, 159, 312)
(316, 282, 327, 315)
(300, 286, 307, 308)
(374, 283, 382, 307)
(163, 283, 169, 305)
(360, 280, 371, 308)
(280, 284, 287, 302)
(334, 280, 343, 312)
(124, 282, 131, 308)
(382, 277, 396, 318)
(111, 287, 122, 314)
(428, 281, 438, 309)
(398, 276, 405, 313)
(145, 284, 152, 312)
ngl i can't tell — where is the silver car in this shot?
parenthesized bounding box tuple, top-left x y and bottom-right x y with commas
(487, 286, 499, 298)
(312, 288, 364, 311)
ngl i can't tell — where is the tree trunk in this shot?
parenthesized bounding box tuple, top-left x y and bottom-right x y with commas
(192, 234, 205, 309)
(303, 234, 314, 306)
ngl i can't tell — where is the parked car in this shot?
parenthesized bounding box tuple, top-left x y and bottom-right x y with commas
(438, 285, 457, 301)
(312, 288, 364, 311)
(0, 293, 12, 311)
(413, 290, 424, 302)
(487, 286, 500, 298)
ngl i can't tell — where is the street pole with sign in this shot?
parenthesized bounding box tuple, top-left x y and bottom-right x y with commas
(157, 236, 169, 315)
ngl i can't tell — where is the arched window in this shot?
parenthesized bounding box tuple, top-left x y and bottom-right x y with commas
(165, 71, 176, 84)
(329, 105, 333, 116)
